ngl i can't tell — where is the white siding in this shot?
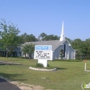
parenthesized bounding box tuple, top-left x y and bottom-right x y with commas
(53, 41, 75, 60)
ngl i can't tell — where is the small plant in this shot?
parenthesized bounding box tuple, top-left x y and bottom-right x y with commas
(60, 49, 64, 59)
(36, 63, 44, 68)
(35, 63, 52, 68)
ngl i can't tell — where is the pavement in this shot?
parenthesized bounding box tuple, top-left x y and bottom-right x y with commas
(0, 78, 21, 90)
(0, 61, 22, 90)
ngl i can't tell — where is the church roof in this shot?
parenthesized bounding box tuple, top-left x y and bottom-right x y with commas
(22, 40, 66, 51)
(22, 22, 69, 51)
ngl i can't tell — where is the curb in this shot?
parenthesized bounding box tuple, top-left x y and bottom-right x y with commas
(29, 67, 57, 71)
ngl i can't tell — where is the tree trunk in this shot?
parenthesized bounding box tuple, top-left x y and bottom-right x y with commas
(25, 53, 26, 58)
(6, 51, 8, 57)
(28, 53, 31, 59)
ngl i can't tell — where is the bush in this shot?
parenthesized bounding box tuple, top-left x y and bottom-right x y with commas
(35, 63, 51, 68)
(36, 63, 44, 68)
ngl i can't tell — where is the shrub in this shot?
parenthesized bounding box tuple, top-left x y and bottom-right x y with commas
(36, 63, 44, 68)
(35, 63, 51, 68)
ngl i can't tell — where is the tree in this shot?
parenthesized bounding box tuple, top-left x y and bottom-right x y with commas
(18, 33, 27, 44)
(66, 37, 72, 44)
(22, 44, 35, 59)
(43, 34, 59, 40)
(0, 20, 20, 57)
(19, 33, 37, 43)
(71, 38, 83, 49)
(25, 34, 37, 42)
(81, 39, 90, 59)
(60, 49, 64, 59)
(38, 32, 47, 40)
(75, 49, 84, 59)
(71, 38, 90, 59)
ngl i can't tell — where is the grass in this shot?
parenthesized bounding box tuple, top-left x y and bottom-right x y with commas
(0, 57, 90, 90)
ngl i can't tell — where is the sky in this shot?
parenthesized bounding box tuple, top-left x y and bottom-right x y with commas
(0, 0, 90, 40)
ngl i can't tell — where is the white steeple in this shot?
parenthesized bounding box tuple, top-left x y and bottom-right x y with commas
(60, 21, 65, 41)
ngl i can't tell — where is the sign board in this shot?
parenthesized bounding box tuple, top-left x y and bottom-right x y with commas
(34, 45, 53, 60)
(35, 45, 52, 50)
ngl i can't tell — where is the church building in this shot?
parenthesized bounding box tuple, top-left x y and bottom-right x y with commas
(22, 22, 76, 60)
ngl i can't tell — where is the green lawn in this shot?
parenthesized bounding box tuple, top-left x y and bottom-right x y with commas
(0, 57, 90, 90)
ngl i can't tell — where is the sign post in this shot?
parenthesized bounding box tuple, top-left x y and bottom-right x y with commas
(38, 59, 48, 67)
(84, 60, 87, 71)
(34, 45, 53, 67)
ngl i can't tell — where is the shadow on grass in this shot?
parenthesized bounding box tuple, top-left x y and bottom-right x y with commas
(0, 73, 26, 82)
(53, 59, 83, 62)
(68, 60, 83, 62)
(56, 67, 67, 70)
(0, 61, 23, 65)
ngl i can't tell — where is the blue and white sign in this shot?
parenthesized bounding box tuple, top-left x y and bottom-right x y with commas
(34, 45, 53, 60)
(34, 45, 53, 67)
(35, 45, 52, 51)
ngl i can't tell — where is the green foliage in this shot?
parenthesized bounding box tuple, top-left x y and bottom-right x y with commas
(38, 32, 59, 41)
(66, 37, 72, 44)
(34, 63, 53, 69)
(60, 49, 64, 59)
(36, 63, 44, 68)
(43, 34, 59, 40)
(71, 38, 90, 59)
(0, 19, 20, 57)
(35, 63, 50, 68)
(18, 33, 37, 43)
(22, 44, 35, 59)
(38, 32, 47, 40)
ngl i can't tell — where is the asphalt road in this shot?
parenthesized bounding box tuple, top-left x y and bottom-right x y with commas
(0, 78, 21, 90)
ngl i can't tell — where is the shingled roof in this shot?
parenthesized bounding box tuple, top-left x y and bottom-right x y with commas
(22, 40, 66, 51)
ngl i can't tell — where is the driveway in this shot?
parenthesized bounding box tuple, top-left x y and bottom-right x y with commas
(0, 78, 21, 90)
(0, 61, 22, 90)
